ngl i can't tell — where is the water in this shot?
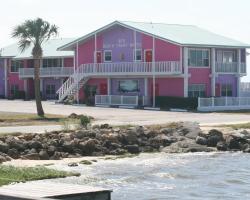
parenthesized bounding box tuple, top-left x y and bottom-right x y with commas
(45, 152, 250, 200)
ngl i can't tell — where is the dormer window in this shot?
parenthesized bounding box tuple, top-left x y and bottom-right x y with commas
(104, 50, 112, 62)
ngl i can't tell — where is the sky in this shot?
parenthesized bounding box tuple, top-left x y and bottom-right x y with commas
(0, 0, 250, 81)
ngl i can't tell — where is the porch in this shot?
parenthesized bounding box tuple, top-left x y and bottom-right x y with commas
(19, 67, 74, 78)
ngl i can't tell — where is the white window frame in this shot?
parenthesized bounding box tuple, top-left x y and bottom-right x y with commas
(104, 50, 112, 62)
(188, 84, 206, 97)
(188, 48, 210, 68)
(10, 60, 23, 73)
(134, 49, 142, 62)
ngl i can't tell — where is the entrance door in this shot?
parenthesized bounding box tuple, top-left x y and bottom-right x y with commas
(145, 50, 153, 62)
(96, 52, 102, 63)
(100, 83, 107, 95)
(215, 83, 221, 97)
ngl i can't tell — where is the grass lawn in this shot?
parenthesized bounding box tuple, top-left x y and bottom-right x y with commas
(0, 165, 80, 186)
(0, 112, 69, 127)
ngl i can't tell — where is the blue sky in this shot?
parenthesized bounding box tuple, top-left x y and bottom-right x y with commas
(0, 0, 249, 81)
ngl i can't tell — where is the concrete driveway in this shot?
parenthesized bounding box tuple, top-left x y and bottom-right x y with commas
(0, 100, 249, 127)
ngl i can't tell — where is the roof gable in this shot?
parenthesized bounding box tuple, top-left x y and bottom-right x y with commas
(58, 21, 250, 50)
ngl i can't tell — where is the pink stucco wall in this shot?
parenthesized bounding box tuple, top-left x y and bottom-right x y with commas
(141, 34, 180, 62)
(79, 78, 107, 101)
(148, 78, 184, 97)
(188, 68, 211, 97)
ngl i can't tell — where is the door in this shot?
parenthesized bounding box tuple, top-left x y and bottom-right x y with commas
(145, 50, 153, 62)
(215, 83, 221, 97)
(96, 52, 102, 63)
(100, 83, 107, 95)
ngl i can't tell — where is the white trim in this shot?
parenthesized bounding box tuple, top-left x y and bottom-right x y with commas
(144, 77, 148, 97)
(94, 33, 97, 63)
(152, 37, 156, 108)
(133, 49, 142, 62)
(107, 78, 111, 95)
(187, 48, 210, 68)
(211, 48, 216, 96)
(104, 50, 112, 62)
(4, 59, 8, 98)
(183, 47, 189, 97)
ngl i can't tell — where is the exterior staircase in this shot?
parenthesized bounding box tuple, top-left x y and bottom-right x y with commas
(56, 68, 89, 102)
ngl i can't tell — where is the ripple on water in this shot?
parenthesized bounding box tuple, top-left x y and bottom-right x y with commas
(44, 152, 250, 200)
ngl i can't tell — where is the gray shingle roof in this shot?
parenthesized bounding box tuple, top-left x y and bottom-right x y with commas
(0, 38, 75, 59)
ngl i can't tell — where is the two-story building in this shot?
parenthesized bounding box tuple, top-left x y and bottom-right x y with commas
(0, 38, 74, 99)
(57, 21, 249, 107)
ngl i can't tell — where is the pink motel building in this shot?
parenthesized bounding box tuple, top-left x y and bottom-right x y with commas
(0, 21, 249, 108)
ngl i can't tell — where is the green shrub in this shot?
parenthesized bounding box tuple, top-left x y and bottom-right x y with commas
(156, 96, 198, 110)
(79, 115, 91, 128)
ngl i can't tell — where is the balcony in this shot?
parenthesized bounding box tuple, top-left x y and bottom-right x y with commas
(215, 62, 246, 74)
(77, 61, 182, 77)
(19, 67, 74, 78)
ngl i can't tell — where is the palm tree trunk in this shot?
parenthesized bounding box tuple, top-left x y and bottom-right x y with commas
(34, 58, 44, 116)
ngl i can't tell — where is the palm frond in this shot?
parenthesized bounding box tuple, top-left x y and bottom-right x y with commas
(18, 39, 31, 52)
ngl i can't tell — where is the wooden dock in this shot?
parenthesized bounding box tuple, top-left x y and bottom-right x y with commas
(0, 182, 112, 200)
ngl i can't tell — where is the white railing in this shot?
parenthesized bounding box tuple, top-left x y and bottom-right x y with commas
(78, 61, 182, 75)
(198, 97, 250, 111)
(240, 82, 250, 97)
(215, 62, 246, 74)
(19, 67, 74, 78)
(95, 95, 139, 106)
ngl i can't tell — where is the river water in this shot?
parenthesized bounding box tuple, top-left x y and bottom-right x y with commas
(46, 152, 250, 200)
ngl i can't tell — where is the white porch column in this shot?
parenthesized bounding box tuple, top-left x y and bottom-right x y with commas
(211, 48, 216, 97)
(152, 36, 156, 107)
(4, 59, 8, 98)
(183, 47, 188, 97)
(237, 49, 241, 96)
(94, 33, 97, 63)
(76, 42, 79, 104)
(107, 78, 111, 95)
(144, 77, 148, 97)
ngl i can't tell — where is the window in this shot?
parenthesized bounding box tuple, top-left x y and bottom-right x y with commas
(188, 84, 206, 97)
(104, 51, 112, 62)
(221, 84, 232, 97)
(118, 80, 139, 93)
(134, 49, 142, 61)
(11, 60, 23, 72)
(10, 85, 19, 96)
(43, 59, 62, 68)
(46, 85, 56, 95)
(188, 49, 209, 67)
(217, 50, 236, 63)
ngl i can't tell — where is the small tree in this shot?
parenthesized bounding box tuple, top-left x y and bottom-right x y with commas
(12, 18, 58, 116)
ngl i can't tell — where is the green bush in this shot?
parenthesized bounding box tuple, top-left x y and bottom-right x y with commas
(156, 96, 198, 110)
(79, 115, 91, 128)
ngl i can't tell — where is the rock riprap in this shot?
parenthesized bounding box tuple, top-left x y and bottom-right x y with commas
(0, 122, 249, 163)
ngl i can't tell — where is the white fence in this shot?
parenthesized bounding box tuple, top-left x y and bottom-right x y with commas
(198, 97, 250, 111)
(79, 61, 182, 76)
(19, 67, 74, 78)
(215, 62, 246, 74)
(95, 95, 139, 106)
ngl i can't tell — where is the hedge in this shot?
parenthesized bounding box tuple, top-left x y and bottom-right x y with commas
(156, 96, 198, 110)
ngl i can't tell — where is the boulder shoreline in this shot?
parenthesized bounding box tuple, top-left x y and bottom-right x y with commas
(0, 121, 250, 163)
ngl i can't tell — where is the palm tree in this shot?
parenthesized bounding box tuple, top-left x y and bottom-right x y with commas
(12, 18, 58, 116)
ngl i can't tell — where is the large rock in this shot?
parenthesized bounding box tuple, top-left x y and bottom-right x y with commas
(28, 140, 43, 150)
(195, 136, 208, 145)
(78, 139, 98, 155)
(217, 141, 228, 151)
(6, 137, 26, 151)
(0, 155, 7, 163)
(75, 130, 96, 139)
(39, 150, 50, 160)
(7, 148, 19, 159)
(0, 141, 9, 153)
(125, 145, 140, 154)
(161, 139, 215, 153)
(21, 153, 40, 160)
(121, 130, 138, 145)
(149, 134, 172, 148)
(203, 129, 224, 147)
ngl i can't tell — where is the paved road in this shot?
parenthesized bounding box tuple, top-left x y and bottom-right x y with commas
(0, 100, 249, 128)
